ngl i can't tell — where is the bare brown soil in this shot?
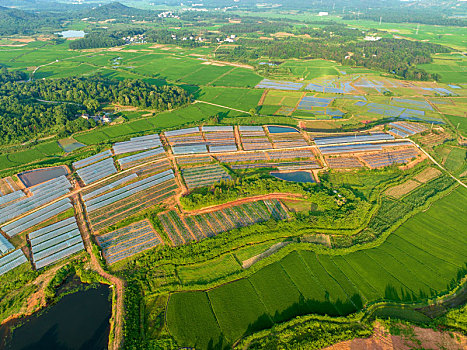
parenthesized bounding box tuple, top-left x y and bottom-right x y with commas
(242, 241, 290, 268)
(257, 90, 269, 106)
(10, 38, 35, 43)
(183, 193, 305, 215)
(385, 180, 421, 199)
(413, 167, 441, 183)
(327, 322, 467, 350)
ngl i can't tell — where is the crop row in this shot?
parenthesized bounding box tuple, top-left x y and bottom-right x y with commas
(168, 210, 195, 243)
(186, 201, 287, 241)
(120, 150, 167, 170)
(326, 157, 363, 168)
(92, 190, 176, 232)
(176, 155, 212, 165)
(89, 181, 176, 221)
(133, 159, 172, 178)
(158, 212, 185, 246)
(90, 181, 177, 231)
(96, 220, 162, 264)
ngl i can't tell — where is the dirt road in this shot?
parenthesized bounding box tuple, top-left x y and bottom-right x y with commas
(75, 195, 125, 350)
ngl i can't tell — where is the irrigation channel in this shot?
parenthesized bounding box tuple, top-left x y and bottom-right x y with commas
(0, 284, 111, 350)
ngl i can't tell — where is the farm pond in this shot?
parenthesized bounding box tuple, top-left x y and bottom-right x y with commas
(0, 284, 111, 350)
(270, 171, 316, 183)
(267, 125, 299, 133)
(18, 166, 68, 187)
(55, 30, 86, 39)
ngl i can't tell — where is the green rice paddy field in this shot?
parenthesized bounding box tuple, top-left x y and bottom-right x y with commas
(166, 186, 467, 349)
(418, 54, 467, 84)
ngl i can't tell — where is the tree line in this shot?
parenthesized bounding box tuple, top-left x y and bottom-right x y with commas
(216, 37, 449, 81)
(0, 70, 192, 144)
(343, 9, 466, 27)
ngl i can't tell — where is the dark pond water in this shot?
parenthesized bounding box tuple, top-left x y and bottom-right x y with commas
(1, 284, 111, 350)
(270, 171, 316, 183)
(18, 166, 68, 187)
(267, 126, 299, 134)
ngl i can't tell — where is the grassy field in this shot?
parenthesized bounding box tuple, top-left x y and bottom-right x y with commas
(166, 186, 467, 348)
(196, 86, 263, 111)
(444, 147, 467, 176)
(0, 141, 64, 171)
(418, 54, 467, 84)
(176, 254, 242, 285)
(444, 114, 467, 137)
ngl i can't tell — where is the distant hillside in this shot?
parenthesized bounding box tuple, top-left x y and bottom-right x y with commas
(83, 2, 151, 20)
(0, 6, 44, 35)
(0, 3, 79, 35)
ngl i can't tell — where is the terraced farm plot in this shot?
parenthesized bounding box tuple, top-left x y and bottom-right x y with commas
(117, 147, 167, 169)
(266, 129, 310, 149)
(231, 160, 320, 171)
(181, 163, 231, 189)
(29, 217, 85, 269)
(176, 155, 212, 166)
(158, 200, 289, 246)
(0, 249, 28, 276)
(360, 148, 419, 169)
(239, 126, 273, 151)
(0, 176, 72, 227)
(168, 186, 467, 348)
(96, 220, 162, 264)
(165, 127, 208, 155)
(388, 121, 428, 138)
(76, 158, 117, 186)
(201, 126, 237, 153)
(385, 180, 421, 199)
(326, 157, 364, 169)
(85, 170, 178, 232)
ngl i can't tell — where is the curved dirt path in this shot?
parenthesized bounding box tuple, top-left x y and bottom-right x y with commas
(182, 192, 305, 215)
(75, 196, 125, 350)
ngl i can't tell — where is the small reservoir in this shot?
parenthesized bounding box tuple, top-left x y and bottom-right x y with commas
(271, 171, 316, 183)
(1, 284, 111, 350)
(55, 30, 86, 39)
(18, 166, 68, 187)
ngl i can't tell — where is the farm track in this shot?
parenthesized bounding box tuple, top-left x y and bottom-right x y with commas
(183, 192, 305, 215)
(75, 194, 125, 350)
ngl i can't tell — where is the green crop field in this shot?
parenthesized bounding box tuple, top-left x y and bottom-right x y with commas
(444, 147, 467, 176)
(418, 55, 467, 84)
(445, 114, 467, 137)
(166, 291, 224, 349)
(210, 67, 263, 87)
(0, 141, 63, 171)
(208, 278, 273, 344)
(197, 86, 263, 111)
(280, 59, 342, 80)
(177, 254, 241, 285)
(167, 186, 467, 348)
